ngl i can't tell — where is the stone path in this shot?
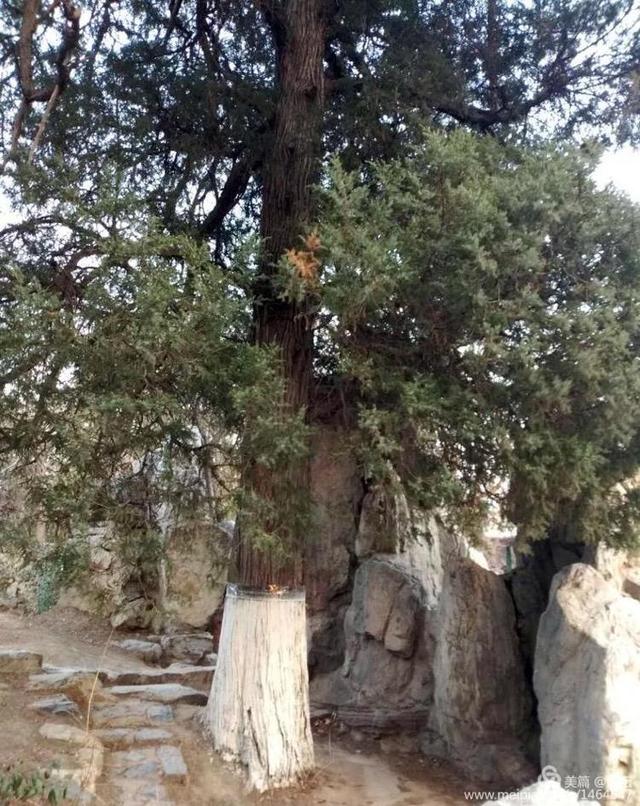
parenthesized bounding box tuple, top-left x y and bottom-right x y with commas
(0, 633, 215, 805)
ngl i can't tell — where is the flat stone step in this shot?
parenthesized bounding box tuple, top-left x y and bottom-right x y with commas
(28, 667, 102, 709)
(96, 727, 174, 749)
(102, 663, 214, 689)
(0, 649, 43, 675)
(90, 700, 174, 729)
(38, 724, 104, 794)
(106, 779, 174, 806)
(108, 683, 207, 706)
(28, 668, 98, 691)
(107, 745, 187, 783)
(29, 694, 81, 717)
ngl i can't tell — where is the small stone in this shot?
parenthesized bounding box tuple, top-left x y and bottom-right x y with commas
(29, 694, 81, 717)
(0, 649, 43, 675)
(160, 633, 212, 665)
(108, 683, 207, 706)
(89, 546, 113, 572)
(115, 639, 163, 664)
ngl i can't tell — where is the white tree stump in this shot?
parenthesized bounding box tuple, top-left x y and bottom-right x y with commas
(205, 585, 314, 791)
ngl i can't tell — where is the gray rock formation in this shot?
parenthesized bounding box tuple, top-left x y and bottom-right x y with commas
(431, 554, 533, 781)
(311, 552, 435, 732)
(55, 521, 229, 630)
(163, 522, 229, 629)
(534, 563, 640, 806)
(310, 500, 533, 782)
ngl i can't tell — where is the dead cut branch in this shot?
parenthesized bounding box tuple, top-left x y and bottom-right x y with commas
(3, 0, 82, 168)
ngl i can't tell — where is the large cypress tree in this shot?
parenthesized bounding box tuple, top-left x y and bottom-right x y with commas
(1, 0, 639, 790)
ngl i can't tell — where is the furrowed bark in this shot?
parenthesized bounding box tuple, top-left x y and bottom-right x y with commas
(206, 0, 327, 791)
(239, 0, 327, 586)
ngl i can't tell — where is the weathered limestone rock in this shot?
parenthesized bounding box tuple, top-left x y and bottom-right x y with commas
(0, 649, 43, 674)
(54, 520, 230, 631)
(163, 522, 228, 630)
(310, 552, 435, 732)
(534, 564, 640, 806)
(110, 595, 155, 630)
(508, 536, 585, 680)
(355, 480, 413, 558)
(311, 509, 533, 783)
(431, 556, 532, 780)
(57, 524, 131, 620)
(0, 543, 39, 611)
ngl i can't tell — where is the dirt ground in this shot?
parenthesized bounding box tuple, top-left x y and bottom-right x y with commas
(0, 607, 485, 805)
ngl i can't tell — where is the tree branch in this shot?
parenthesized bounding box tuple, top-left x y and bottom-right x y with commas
(199, 152, 257, 237)
(3, 0, 82, 167)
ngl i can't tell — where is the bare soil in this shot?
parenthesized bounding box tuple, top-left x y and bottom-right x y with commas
(0, 606, 483, 805)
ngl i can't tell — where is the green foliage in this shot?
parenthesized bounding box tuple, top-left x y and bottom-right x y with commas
(0, 765, 66, 805)
(32, 538, 88, 614)
(318, 131, 640, 547)
(1, 0, 639, 568)
(0, 211, 284, 562)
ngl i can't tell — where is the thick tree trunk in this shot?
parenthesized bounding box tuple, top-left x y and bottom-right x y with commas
(206, 0, 327, 791)
(237, 0, 326, 586)
(205, 586, 312, 791)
